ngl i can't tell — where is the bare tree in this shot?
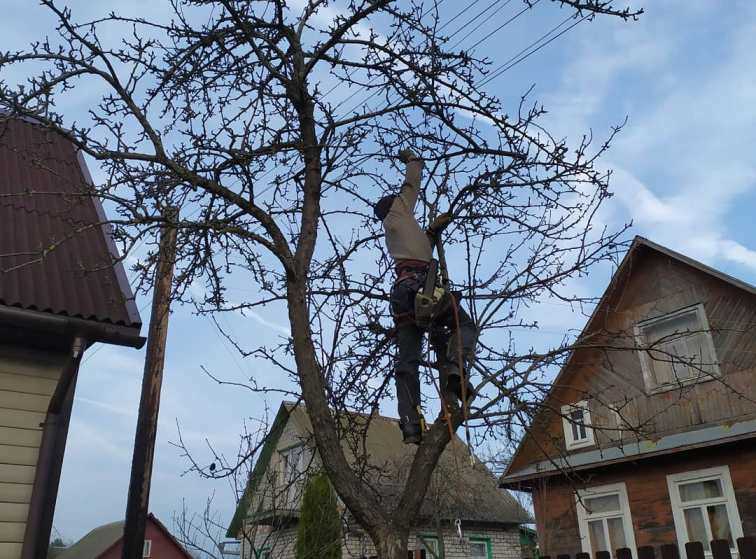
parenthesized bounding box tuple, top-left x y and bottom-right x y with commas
(0, 1, 645, 557)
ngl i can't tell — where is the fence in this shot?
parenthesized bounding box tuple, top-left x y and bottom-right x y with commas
(541, 536, 755, 559)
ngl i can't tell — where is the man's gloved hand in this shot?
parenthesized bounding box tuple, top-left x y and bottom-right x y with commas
(398, 148, 422, 164)
(427, 212, 452, 237)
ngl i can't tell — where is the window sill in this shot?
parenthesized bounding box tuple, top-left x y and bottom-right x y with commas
(565, 439, 595, 451)
(647, 374, 718, 395)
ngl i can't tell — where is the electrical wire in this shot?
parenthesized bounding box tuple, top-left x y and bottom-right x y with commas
(480, 12, 590, 86)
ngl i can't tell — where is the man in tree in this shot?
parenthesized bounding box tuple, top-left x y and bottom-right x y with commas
(374, 149, 477, 444)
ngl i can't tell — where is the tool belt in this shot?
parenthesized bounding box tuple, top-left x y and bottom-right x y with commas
(391, 259, 446, 329)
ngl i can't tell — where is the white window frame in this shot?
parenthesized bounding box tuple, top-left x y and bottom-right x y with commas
(142, 539, 152, 558)
(279, 443, 311, 505)
(635, 303, 720, 393)
(575, 482, 638, 558)
(667, 466, 744, 558)
(561, 400, 594, 450)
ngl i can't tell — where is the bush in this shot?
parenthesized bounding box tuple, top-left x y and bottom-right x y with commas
(295, 472, 342, 559)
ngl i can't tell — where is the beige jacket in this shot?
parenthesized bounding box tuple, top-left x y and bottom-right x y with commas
(382, 160, 432, 263)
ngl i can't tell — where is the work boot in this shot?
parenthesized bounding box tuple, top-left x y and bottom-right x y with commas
(445, 373, 475, 405)
(400, 422, 423, 445)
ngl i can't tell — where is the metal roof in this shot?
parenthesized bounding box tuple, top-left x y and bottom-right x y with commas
(0, 117, 141, 330)
(55, 513, 192, 559)
(500, 418, 756, 488)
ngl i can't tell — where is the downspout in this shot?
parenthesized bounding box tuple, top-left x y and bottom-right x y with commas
(21, 337, 86, 559)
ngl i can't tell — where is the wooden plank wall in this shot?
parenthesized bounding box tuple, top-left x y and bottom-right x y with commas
(0, 345, 65, 558)
(510, 250, 756, 471)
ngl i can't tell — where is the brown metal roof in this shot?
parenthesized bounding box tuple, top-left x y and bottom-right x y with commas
(0, 116, 141, 329)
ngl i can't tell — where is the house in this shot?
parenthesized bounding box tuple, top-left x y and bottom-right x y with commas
(0, 115, 144, 557)
(54, 513, 191, 559)
(226, 402, 531, 559)
(499, 237, 756, 558)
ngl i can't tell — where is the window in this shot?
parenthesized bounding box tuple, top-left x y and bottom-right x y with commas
(635, 304, 719, 391)
(417, 534, 440, 558)
(254, 548, 271, 559)
(667, 466, 744, 556)
(561, 401, 594, 450)
(576, 483, 637, 558)
(142, 540, 151, 558)
(469, 536, 492, 559)
(279, 444, 311, 504)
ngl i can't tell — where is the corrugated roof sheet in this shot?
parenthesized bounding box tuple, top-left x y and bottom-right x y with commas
(0, 117, 141, 328)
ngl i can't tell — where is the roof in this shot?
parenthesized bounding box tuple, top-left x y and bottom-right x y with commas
(501, 417, 756, 487)
(0, 116, 141, 330)
(56, 513, 192, 559)
(227, 402, 532, 537)
(500, 236, 756, 486)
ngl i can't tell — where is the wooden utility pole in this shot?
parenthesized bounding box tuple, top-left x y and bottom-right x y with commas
(122, 208, 178, 558)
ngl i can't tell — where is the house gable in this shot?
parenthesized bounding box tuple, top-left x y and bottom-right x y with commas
(504, 237, 756, 483)
(226, 403, 294, 537)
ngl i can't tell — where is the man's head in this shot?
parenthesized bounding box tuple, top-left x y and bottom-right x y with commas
(373, 194, 396, 222)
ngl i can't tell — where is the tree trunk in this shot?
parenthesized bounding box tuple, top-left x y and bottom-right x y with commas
(375, 528, 409, 559)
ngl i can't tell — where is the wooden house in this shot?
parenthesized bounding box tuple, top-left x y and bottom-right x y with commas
(54, 513, 191, 559)
(0, 116, 144, 557)
(499, 237, 756, 558)
(227, 402, 531, 559)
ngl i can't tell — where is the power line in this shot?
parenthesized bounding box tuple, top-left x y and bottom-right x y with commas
(465, 0, 538, 52)
(480, 12, 589, 86)
(338, 0, 539, 118)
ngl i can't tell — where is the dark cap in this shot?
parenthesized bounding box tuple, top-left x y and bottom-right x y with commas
(374, 195, 396, 222)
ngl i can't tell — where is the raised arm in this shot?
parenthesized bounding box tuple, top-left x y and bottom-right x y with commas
(397, 149, 424, 212)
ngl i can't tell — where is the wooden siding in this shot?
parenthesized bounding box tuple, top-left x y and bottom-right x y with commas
(510, 249, 756, 473)
(0, 345, 66, 555)
(533, 442, 756, 557)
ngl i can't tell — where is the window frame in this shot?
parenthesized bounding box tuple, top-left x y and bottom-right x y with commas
(575, 482, 638, 558)
(667, 466, 744, 558)
(561, 400, 595, 450)
(635, 303, 720, 393)
(142, 539, 151, 558)
(468, 535, 493, 559)
(278, 443, 312, 505)
(417, 533, 441, 559)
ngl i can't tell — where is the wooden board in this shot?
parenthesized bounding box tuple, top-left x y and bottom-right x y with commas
(0, 409, 44, 431)
(0, 445, 38, 467)
(0, 346, 66, 379)
(0, 391, 50, 414)
(0, 502, 28, 523)
(0, 373, 56, 396)
(0, 542, 22, 558)
(0, 484, 32, 504)
(0, 427, 42, 448)
(0, 465, 35, 485)
(0, 522, 25, 543)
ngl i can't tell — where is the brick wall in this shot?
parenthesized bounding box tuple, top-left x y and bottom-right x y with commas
(532, 441, 756, 557)
(240, 523, 522, 558)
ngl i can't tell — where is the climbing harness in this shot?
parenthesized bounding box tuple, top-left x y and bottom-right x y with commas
(414, 258, 446, 329)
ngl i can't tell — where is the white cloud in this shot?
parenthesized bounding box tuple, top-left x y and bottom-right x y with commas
(546, 2, 756, 275)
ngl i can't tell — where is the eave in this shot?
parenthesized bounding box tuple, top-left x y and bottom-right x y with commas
(500, 417, 756, 490)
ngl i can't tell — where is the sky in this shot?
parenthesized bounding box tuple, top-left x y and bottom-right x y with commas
(3, 0, 756, 548)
